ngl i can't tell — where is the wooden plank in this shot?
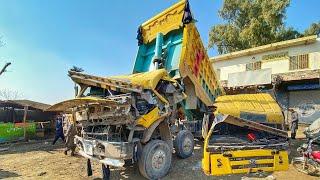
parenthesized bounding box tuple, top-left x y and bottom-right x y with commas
(23, 106, 28, 141)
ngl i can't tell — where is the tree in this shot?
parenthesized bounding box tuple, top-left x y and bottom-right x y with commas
(209, 0, 303, 54)
(0, 35, 4, 47)
(70, 66, 84, 73)
(0, 88, 23, 100)
(304, 22, 320, 36)
(0, 36, 11, 76)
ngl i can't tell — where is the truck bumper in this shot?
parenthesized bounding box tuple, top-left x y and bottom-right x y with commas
(203, 149, 289, 175)
(74, 136, 134, 167)
(78, 150, 125, 167)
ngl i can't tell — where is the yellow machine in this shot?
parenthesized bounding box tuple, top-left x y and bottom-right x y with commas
(202, 94, 289, 176)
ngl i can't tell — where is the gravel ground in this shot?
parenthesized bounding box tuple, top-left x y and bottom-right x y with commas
(0, 127, 319, 180)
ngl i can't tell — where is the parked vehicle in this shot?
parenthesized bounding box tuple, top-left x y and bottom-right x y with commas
(292, 136, 320, 175)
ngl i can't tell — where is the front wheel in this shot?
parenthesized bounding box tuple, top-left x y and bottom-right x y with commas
(138, 140, 172, 179)
(174, 130, 194, 159)
(292, 157, 318, 175)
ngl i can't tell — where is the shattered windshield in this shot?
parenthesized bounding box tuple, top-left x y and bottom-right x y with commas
(82, 86, 108, 97)
(209, 122, 286, 146)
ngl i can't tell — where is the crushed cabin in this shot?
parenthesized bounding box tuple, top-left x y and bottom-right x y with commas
(211, 35, 320, 125)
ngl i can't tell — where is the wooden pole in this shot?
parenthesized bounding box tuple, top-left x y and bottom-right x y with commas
(23, 106, 28, 141)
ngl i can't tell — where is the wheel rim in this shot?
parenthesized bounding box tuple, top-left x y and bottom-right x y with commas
(293, 158, 317, 174)
(182, 137, 193, 153)
(152, 149, 166, 170)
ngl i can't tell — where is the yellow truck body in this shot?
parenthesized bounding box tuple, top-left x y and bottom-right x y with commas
(214, 93, 284, 124)
(202, 112, 289, 176)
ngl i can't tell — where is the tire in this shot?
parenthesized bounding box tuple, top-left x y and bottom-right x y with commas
(292, 157, 318, 175)
(174, 130, 194, 159)
(138, 140, 172, 179)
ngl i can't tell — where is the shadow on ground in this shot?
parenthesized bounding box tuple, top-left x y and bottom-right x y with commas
(0, 139, 64, 156)
(0, 169, 21, 179)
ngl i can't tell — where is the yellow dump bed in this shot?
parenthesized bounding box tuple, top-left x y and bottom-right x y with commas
(214, 93, 284, 124)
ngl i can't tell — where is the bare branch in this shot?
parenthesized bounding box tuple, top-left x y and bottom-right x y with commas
(0, 88, 23, 100)
(0, 62, 11, 76)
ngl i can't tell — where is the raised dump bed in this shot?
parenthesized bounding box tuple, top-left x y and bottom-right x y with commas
(133, 0, 224, 125)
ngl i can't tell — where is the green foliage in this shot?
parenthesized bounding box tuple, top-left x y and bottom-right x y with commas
(70, 66, 84, 72)
(208, 0, 313, 54)
(304, 22, 320, 36)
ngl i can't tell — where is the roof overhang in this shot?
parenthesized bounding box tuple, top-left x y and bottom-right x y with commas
(210, 35, 318, 62)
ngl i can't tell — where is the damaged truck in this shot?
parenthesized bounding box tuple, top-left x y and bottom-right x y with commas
(47, 0, 289, 179)
(202, 94, 289, 175)
(48, 1, 224, 179)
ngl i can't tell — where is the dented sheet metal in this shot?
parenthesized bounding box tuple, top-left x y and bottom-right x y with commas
(202, 113, 289, 176)
(214, 93, 284, 124)
(46, 97, 118, 112)
(213, 114, 288, 138)
(112, 69, 176, 90)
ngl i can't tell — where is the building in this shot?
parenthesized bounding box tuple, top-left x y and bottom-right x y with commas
(0, 100, 57, 142)
(211, 35, 320, 124)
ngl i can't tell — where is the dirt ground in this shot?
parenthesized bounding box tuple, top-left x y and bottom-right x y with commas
(0, 126, 319, 180)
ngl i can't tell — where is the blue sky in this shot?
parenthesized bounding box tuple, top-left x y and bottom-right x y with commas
(0, 0, 319, 104)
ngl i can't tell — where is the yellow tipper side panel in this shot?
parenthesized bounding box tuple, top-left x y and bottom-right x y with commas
(141, 0, 185, 44)
(137, 107, 160, 128)
(214, 93, 284, 124)
(112, 69, 174, 90)
(180, 23, 225, 106)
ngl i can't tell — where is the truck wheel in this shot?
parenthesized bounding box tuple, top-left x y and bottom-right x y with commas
(174, 130, 194, 159)
(138, 140, 172, 179)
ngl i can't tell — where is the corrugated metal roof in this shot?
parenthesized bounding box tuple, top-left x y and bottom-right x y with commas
(0, 100, 51, 111)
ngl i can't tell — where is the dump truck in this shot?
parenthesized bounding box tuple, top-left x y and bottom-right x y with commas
(47, 0, 288, 179)
(202, 94, 289, 175)
(48, 1, 224, 179)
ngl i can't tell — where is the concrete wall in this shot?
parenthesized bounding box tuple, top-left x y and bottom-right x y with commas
(213, 39, 320, 82)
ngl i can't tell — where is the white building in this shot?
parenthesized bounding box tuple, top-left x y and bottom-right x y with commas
(211, 35, 320, 124)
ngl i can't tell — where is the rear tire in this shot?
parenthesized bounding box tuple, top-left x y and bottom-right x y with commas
(292, 157, 318, 175)
(138, 140, 172, 179)
(174, 130, 194, 159)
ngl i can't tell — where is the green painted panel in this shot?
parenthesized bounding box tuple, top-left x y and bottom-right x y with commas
(0, 122, 36, 142)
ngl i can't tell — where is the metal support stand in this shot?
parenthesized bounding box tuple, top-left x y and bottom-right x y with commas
(87, 159, 93, 176)
(102, 164, 110, 180)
